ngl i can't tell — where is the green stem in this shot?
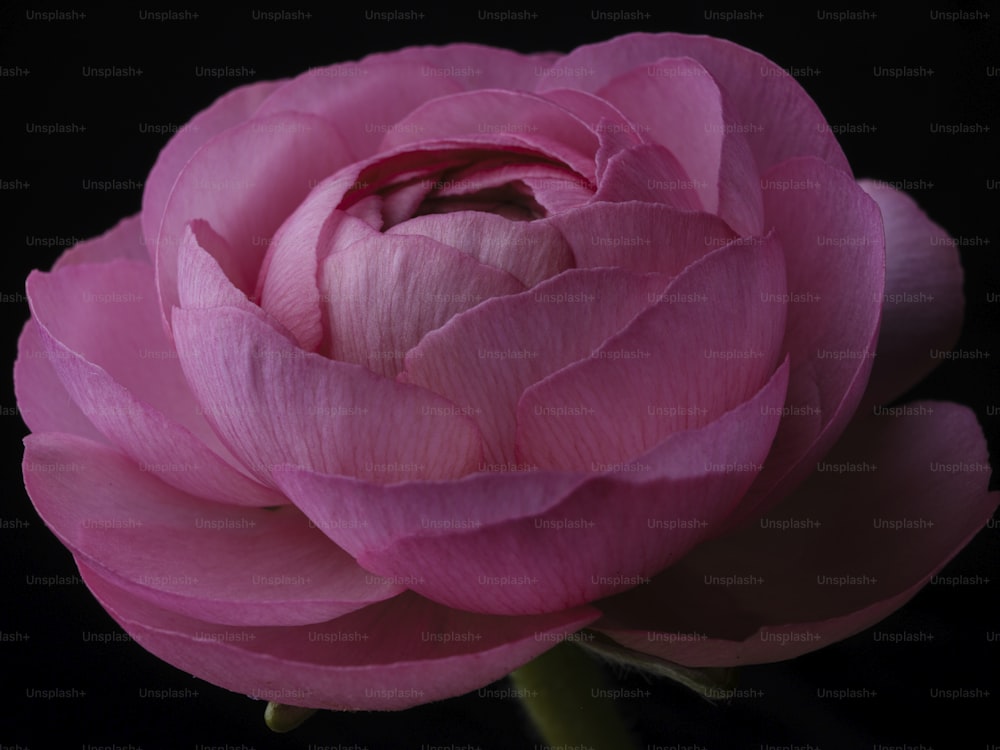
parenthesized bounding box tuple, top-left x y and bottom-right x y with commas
(510, 641, 639, 750)
(264, 702, 317, 733)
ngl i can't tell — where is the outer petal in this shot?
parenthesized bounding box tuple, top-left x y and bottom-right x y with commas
(726, 157, 885, 527)
(156, 112, 352, 326)
(14, 320, 105, 442)
(141, 80, 283, 259)
(857, 179, 964, 408)
(79, 562, 598, 711)
(52, 215, 148, 270)
(536, 32, 851, 176)
(591, 403, 998, 666)
(171, 305, 483, 483)
(517, 235, 786, 470)
(274, 363, 788, 616)
(362, 43, 560, 92)
(23, 433, 401, 626)
(27, 260, 284, 507)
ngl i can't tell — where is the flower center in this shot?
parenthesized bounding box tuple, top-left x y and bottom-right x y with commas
(338, 147, 593, 230)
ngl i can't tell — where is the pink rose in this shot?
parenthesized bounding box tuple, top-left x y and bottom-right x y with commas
(17, 32, 997, 714)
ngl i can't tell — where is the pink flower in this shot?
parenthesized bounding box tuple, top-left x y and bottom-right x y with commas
(16, 33, 997, 711)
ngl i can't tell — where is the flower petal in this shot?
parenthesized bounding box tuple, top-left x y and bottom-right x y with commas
(53, 215, 148, 270)
(857, 179, 964, 408)
(274, 362, 788, 616)
(387, 210, 573, 287)
(545, 201, 736, 274)
(14, 320, 105, 442)
(725, 157, 885, 527)
(596, 57, 763, 235)
(253, 179, 382, 351)
(402, 268, 670, 462)
(23, 433, 401, 626)
(156, 112, 352, 327)
(27, 260, 284, 507)
(591, 403, 998, 666)
(79, 562, 598, 711)
(141, 80, 283, 260)
(377, 89, 600, 183)
(594, 143, 703, 211)
(171, 305, 483, 483)
(254, 58, 465, 159)
(517, 234, 786, 470)
(321, 233, 525, 377)
(537, 32, 850, 176)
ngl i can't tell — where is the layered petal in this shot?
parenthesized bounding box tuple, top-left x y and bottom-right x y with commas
(726, 157, 885, 527)
(27, 260, 284, 507)
(597, 56, 763, 235)
(53, 215, 148, 270)
(156, 112, 352, 325)
(545, 201, 736, 274)
(378, 89, 599, 183)
(171, 305, 483, 483)
(24, 433, 401, 626)
(386, 211, 574, 286)
(591, 403, 998, 666)
(402, 268, 671, 462)
(857, 179, 964, 408)
(80, 563, 598, 711)
(517, 234, 786, 470)
(275, 362, 788, 616)
(14, 320, 105, 442)
(321, 234, 525, 377)
(141, 80, 283, 259)
(536, 32, 851, 176)
(254, 180, 381, 351)
(594, 144, 702, 211)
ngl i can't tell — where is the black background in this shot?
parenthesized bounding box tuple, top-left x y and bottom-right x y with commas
(1, 2, 998, 749)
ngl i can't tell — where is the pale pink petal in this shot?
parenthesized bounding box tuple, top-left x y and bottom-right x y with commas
(597, 57, 763, 235)
(80, 563, 598, 710)
(386, 210, 574, 287)
(24, 433, 401, 626)
(171, 305, 483, 483)
(592, 403, 998, 666)
(536, 32, 851, 176)
(857, 179, 964, 408)
(517, 235, 786, 470)
(402, 269, 669, 462)
(26, 261, 285, 507)
(53, 215, 148, 269)
(321, 234, 525, 377)
(545, 201, 736, 274)
(594, 144, 703, 211)
(141, 80, 283, 260)
(275, 363, 788, 615)
(176, 222, 266, 314)
(156, 113, 352, 326)
(14, 321, 105, 442)
(253, 179, 381, 351)
(725, 157, 885, 528)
